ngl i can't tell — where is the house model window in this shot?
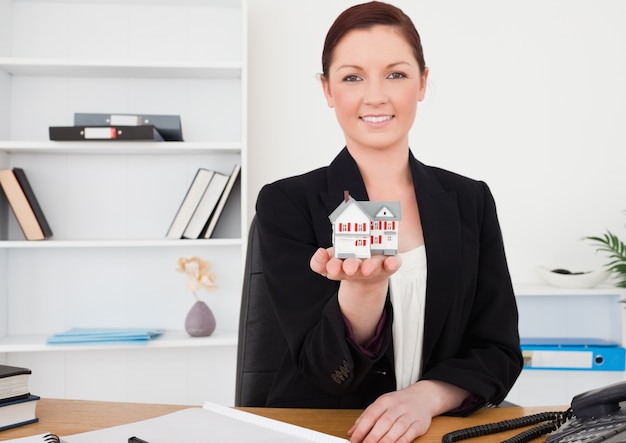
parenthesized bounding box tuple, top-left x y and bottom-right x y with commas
(328, 191, 402, 259)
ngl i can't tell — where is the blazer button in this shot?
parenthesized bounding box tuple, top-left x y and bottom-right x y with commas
(330, 360, 351, 384)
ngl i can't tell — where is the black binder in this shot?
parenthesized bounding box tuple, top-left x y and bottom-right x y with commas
(74, 113, 183, 141)
(49, 125, 165, 141)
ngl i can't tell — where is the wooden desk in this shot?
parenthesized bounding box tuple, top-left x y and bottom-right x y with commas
(0, 398, 568, 442)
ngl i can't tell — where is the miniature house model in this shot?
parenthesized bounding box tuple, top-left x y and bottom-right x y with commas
(329, 191, 402, 259)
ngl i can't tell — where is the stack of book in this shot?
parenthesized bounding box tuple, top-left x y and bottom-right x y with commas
(166, 164, 241, 239)
(0, 167, 53, 241)
(49, 113, 183, 141)
(0, 364, 40, 431)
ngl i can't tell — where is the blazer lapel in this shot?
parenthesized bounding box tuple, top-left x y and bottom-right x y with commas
(409, 155, 462, 362)
(320, 147, 369, 214)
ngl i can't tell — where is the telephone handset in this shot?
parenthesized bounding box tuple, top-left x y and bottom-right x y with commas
(441, 380, 626, 443)
(568, 380, 626, 418)
(545, 381, 626, 443)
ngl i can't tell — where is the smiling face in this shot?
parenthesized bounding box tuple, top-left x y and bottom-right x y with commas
(321, 25, 428, 154)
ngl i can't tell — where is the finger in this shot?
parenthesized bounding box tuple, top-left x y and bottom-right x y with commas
(309, 248, 329, 276)
(325, 257, 345, 280)
(342, 257, 362, 276)
(350, 416, 424, 443)
(360, 256, 385, 276)
(348, 405, 385, 442)
(367, 414, 413, 443)
(358, 412, 398, 443)
(384, 254, 401, 272)
(379, 415, 430, 443)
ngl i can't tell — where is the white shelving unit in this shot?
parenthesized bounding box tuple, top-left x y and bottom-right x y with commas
(0, 0, 247, 406)
(506, 284, 626, 406)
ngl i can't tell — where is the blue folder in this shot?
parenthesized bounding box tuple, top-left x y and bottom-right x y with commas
(521, 337, 625, 371)
(46, 328, 163, 345)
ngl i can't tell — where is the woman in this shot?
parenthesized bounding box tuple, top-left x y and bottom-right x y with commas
(254, 2, 523, 442)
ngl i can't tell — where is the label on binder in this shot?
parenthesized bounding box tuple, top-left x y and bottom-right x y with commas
(523, 349, 593, 369)
(110, 114, 142, 126)
(84, 127, 117, 139)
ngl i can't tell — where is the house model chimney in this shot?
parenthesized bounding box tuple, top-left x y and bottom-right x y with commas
(344, 190, 349, 202)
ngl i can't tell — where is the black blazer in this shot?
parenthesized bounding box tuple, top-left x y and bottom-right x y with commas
(255, 148, 522, 413)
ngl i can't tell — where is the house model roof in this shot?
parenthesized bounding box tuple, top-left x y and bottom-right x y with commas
(329, 194, 402, 223)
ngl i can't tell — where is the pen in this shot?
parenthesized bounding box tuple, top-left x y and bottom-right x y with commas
(128, 437, 150, 443)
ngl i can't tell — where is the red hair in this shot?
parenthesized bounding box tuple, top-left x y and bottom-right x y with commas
(321, 1, 426, 78)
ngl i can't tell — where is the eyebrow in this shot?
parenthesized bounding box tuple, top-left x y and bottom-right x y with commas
(335, 61, 414, 71)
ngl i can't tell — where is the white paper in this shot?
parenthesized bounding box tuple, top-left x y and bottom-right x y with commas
(1, 434, 53, 443)
(4, 402, 348, 443)
(201, 401, 348, 443)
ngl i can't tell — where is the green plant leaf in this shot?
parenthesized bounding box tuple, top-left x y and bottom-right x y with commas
(585, 229, 626, 290)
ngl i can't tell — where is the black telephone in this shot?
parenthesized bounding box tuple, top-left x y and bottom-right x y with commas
(442, 380, 626, 443)
(545, 381, 626, 443)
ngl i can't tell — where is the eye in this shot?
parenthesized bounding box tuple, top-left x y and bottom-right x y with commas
(387, 72, 407, 80)
(342, 74, 362, 82)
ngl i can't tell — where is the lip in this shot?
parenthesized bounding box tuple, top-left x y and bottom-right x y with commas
(360, 114, 394, 128)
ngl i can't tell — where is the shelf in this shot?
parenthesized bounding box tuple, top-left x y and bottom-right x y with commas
(0, 239, 242, 249)
(0, 141, 242, 155)
(0, 0, 247, 405)
(8, 0, 243, 6)
(514, 284, 626, 298)
(0, 57, 242, 79)
(0, 329, 238, 353)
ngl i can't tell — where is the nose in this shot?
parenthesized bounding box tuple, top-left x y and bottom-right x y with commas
(363, 78, 388, 105)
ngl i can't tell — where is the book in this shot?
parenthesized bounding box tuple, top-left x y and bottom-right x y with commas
(202, 163, 241, 239)
(0, 394, 39, 432)
(7, 401, 347, 442)
(49, 125, 164, 141)
(182, 170, 230, 239)
(74, 113, 183, 141)
(0, 168, 53, 241)
(165, 168, 215, 239)
(0, 364, 31, 403)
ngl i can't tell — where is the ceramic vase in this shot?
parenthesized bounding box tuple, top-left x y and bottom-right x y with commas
(185, 300, 216, 337)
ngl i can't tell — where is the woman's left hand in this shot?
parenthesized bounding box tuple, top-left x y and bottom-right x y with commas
(347, 380, 469, 443)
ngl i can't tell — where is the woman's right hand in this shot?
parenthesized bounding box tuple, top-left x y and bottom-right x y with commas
(310, 247, 401, 283)
(310, 247, 401, 344)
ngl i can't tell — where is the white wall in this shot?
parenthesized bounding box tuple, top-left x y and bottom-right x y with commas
(247, 0, 626, 284)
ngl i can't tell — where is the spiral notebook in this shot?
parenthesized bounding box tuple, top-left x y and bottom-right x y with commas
(4, 401, 348, 442)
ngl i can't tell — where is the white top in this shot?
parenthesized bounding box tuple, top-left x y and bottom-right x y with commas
(389, 246, 427, 390)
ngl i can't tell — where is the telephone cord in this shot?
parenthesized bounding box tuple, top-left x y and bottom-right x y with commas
(441, 409, 572, 443)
